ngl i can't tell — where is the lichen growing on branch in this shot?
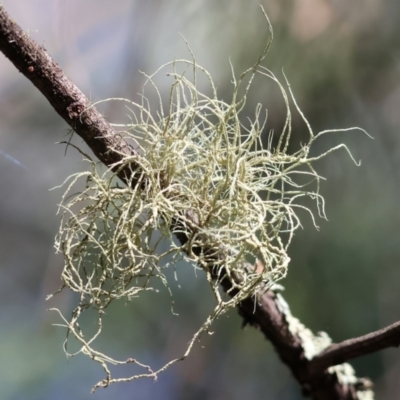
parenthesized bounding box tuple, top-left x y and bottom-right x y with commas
(48, 10, 369, 391)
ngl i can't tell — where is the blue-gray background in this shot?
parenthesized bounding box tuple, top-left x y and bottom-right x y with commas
(1, 0, 399, 399)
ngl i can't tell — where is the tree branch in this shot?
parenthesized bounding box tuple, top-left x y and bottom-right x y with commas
(0, 5, 389, 399)
(0, 6, 139, 182)
(309, 320, 400, 374)
(231, 288, 375, 400)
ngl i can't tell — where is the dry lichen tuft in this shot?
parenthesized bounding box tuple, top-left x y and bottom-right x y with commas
(48, 10, 369, 391)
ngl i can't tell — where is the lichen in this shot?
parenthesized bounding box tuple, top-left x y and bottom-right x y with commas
(48, 9, 369, 391)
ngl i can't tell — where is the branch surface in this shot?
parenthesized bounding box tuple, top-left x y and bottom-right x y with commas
(0, 6, 139, 182)
(0, 5, 389, 400)
(309, 320, 400, 374)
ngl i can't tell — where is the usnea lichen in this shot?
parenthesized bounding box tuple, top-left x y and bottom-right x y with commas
(49, 10, 369, 391)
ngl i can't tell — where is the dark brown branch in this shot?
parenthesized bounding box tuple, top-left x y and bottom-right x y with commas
(222, 284, 374, 400)
(0, 5, 386, 399)
(309, 320, 400, 374)
(0, 6, 139, 183)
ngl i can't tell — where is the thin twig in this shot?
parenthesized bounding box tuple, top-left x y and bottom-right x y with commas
(309, 320, 400, 374)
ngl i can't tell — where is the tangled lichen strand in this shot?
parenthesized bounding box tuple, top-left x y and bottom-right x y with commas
(51, 16, 369, 390)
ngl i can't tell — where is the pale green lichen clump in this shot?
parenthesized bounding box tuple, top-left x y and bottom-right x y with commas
(49, 11, 369, 391)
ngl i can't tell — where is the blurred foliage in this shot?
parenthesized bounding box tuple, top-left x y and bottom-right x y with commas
(1, 0, 400, 399)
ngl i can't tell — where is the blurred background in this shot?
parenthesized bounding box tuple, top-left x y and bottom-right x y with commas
(1, 0, 400, 398)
